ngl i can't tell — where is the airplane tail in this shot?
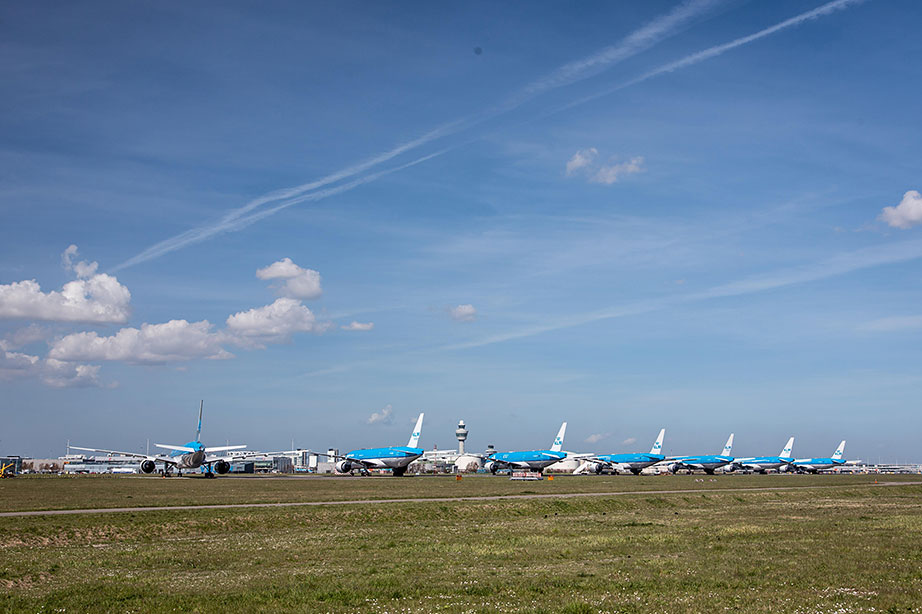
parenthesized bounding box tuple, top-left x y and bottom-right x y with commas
(195, 400, 203, 443)
(832, 440, 846, 460)
(650, 428, 665, 455)
(721, 433, 734, 457)
(779, 436, 794, 459)
(407, 413, 424, 447)
(550, 422, 567, 452)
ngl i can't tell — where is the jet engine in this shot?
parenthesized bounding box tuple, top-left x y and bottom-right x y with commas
(336, 460, 353, 474)
(140, 460, 156, 474)
(484, 461, 498, 474)
(214, 460, 231, 475)
(666, 463, 681, 474)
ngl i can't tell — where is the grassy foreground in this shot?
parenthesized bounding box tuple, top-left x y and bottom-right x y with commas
(2, 476, 921, 613)
(0, 472, 911, 512)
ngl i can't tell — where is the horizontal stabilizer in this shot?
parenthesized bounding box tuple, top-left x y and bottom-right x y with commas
(155, 443, 197, 453)
(204, 445, 247, 453)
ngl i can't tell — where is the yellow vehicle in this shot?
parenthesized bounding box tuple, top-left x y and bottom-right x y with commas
(0, 462, 15, 478)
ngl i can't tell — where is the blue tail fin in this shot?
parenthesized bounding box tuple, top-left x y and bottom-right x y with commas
(721, 433, 734, 457)
(195, 400, 203, 443)
(649, 428, 665, 455)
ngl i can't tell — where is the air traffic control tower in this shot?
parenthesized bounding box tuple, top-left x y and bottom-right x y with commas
(455, 420, 469, 455)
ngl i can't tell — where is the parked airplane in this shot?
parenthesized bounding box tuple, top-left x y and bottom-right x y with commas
(324, 412, 425, 476)
(793, 440, 846, 473)
(574, 428, 666, 475)
(483, 422, 569, 474)
(71, 401, 248, 477)
(735, 436, 795, 473)
(667, 433, 735, 475)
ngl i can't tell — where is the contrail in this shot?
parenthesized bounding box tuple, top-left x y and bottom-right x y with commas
(114, 148, 451, 270)
(442, 238, 922, 351)
(117, 0, 865, 270)
(115, 0, 724, 270)
(303, 237, 922, 376)
(555, 0, 867, 114)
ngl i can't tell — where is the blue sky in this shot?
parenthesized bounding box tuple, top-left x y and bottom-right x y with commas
(2, 0, 921, 463)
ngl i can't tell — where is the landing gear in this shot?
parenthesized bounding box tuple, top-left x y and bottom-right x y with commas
(392, 467, 407, 477)
(704, 468, 715, 475)
(630, 468, 641, 475)
(204, 471, 216, 479)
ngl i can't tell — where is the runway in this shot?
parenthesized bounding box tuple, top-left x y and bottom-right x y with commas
(2, 480, 917, 518)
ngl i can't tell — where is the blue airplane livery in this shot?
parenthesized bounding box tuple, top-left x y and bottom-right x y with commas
(483, 422, 568, 474)
(735, 436, 795, 473)
(575, 428, 666, 475)
(667, 433, 735, 475)
(793, 441, 847, 473)
(328, 412, 425, 476)
(71, 401, 249, 477)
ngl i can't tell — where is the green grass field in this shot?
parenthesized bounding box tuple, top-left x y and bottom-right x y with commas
(2, 474, 921, 613)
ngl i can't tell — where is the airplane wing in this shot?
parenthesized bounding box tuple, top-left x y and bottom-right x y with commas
(573, 461, 598, 474)
(70, 445, 150, 459)
(289, 450, 384, 470)
(204, 450, 261, 464)
(69, 446, 177, 466)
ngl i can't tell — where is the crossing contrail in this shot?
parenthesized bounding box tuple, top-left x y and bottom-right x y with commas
(116, 0, 866, 270)
(113, 0, 725, 270)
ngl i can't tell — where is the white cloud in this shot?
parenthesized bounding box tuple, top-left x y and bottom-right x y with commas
(860, 314, 922, 332)
(367, 404, 393, 425)
(42, 359, 102, 388)
(256, 258, 322, 300)
(585, 432, 610, 444)
(61, 244, 99, 279)
(565, 150, 644, 185)
(44, 297, 328, 376)
(49, 320, 232, 365)
(225, 297, 323, 346)
(0, 274, 131, 324)
(879, 190, 922, 229)
(591, 156, 645, 185)
(621, 437, 637, 446)
(0, 347, 100, 388)
(450, 304, 477, 322)
(1, 324, 51, 350)
(565, 148, 598, 175)
(5, 251, 339, 386)
(342, 321, 374, 331)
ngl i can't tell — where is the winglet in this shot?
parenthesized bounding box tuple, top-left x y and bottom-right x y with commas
(832, 440, 846, 460)
(550, 422, 567, 452)
(407, 412, 424, 447)
(721, 433, 734, 457)
(196, 400, 203, 443)
(650, 428, 665, 455)
(780, 436, 794, 459)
